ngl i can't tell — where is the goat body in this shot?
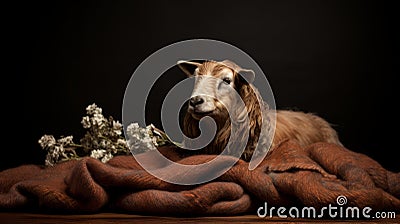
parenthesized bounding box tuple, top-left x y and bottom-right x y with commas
(178, 60, 341, 161)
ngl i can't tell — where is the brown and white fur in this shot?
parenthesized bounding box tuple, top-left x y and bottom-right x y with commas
(178, 60, 341, 161)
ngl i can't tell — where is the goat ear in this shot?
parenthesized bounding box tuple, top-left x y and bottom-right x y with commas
(177, 60, 201, 76)
(238, 68, 255, 84)
(221, 60, 255, 83)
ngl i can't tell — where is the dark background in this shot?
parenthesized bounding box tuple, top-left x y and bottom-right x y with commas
(4, 0, 398, 172)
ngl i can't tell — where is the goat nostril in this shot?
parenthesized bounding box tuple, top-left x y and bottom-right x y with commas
(189, 96, 204, 106)
(197, 98, 204, 105)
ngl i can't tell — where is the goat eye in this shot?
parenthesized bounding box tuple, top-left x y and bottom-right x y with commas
(222, 77, 231, 84)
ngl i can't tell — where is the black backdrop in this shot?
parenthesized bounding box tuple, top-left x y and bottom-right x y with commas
(4, 0, 398, 172)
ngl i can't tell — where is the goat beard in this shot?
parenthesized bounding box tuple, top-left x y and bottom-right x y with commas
(183, 112, 234, 156)
(182, 104, 260, 160)
(181, 83, 270, 161)
(184, 105, 231, 140)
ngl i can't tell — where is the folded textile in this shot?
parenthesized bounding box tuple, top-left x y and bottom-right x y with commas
(0, 140, 399, 216)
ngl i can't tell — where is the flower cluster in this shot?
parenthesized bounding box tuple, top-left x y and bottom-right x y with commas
(79, 103, 128, 160)
(38, 135, 77, 166)
(38, 103, 177, 166)
(126, 123, 157, 154)
(125, 122, 182, 155)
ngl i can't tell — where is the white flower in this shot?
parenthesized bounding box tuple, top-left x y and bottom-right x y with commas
(86, 103, 102, 115)
(117, 139, 127, 147)
(110, 145, 117, 154)
(152, 136, 158, 146)
(38, 135, 56, 149)
(90, 149, 106, 159)
(54, 145, 65, 154)
(57, 136, 74, 145)
(101, 152, 113, 163)
(126, 122, 157, 153)
(112, 120, 123, 135)
(92, 113, 106, 128)
(127, 122, 140, 134)
(81, 116, 91, 129)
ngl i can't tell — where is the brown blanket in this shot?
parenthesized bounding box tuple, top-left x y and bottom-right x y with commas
(0, 140, 399, 216)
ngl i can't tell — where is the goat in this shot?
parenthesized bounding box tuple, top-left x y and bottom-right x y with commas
(178, 60, 342, 161)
